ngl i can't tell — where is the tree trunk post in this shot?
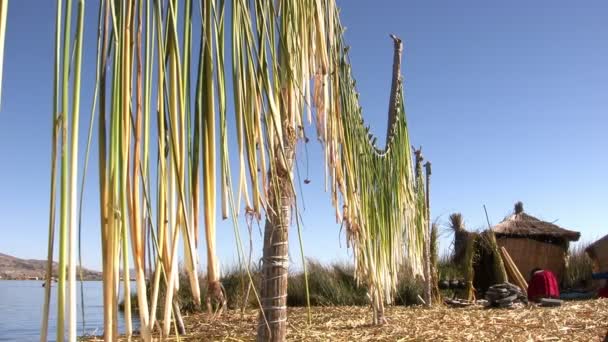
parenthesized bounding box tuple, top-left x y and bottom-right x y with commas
(386, 34, 402, 147)
(257, 124, 296, 342)
(365, 34, 403, 325)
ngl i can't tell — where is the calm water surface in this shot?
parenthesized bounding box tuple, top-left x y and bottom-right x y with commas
(0, 280, 138, 341)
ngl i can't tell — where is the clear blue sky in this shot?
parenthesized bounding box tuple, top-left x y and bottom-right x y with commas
(0, 1, 606, 272)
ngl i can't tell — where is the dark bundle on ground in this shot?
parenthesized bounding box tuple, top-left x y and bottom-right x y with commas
(485, 283, 528, 308)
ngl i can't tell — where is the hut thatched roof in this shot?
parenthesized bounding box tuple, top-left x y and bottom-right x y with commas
(585, 234, 608, 272)
(586, 234, 608, 253)
(491, 202, 580, 242)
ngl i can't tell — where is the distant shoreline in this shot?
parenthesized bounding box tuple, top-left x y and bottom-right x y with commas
(0, 278, 104, 281)
(0, 252, 103, 281)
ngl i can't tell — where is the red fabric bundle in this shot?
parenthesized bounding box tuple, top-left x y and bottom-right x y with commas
(527, 270, 560, 301)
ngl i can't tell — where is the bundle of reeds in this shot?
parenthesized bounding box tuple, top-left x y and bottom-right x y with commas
(34, 1, 427, 340)
(41, 1, 85, 341)
(449, 213, 469, 264)
(430, 223, 442, 303)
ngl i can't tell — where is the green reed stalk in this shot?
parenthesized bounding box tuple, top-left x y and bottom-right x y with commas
(67, 1, 85, 340)
(57, 0, 73, 339)
(41, 0, 63, 340)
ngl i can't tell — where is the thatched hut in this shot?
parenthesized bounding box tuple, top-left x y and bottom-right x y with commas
(491, 202, 580, 282)
(586, 234, 608, 274)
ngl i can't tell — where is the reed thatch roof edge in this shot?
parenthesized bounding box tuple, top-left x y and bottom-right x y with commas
(491, 202, 581, 242)
(585, 234, 608, 255)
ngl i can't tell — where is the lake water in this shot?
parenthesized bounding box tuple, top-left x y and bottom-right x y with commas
(0, 280, 138, 341)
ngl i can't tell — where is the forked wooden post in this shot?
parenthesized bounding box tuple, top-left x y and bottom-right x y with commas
(385, 34, 403, 147)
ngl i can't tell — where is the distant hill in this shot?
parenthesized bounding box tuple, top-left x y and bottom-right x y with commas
(0, 252, 102, 280)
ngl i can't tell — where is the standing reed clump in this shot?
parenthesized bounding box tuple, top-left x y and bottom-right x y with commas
(480, 230, 508, 284)
(287, 261, 369, 307)
(564, 243, 593, 289)
(449, 213, 468, 264)
(462, 234, 477, 300)
(40, 1, 85, 341)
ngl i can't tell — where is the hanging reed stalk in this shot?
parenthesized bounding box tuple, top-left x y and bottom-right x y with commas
(181, 0, 202, 309)
(97, 0, 113, 337)
(128, 0, 151, 339)
(201, 0, 222, 312)
(40, 0, 63, 340)
(67, 2, 85, 340)
(161, 0, 181, 333)
(227, 0, 427, 333)
(41, 0, 85, 340)
(56, 0, 72, 338)
(0, 0, 8, 109)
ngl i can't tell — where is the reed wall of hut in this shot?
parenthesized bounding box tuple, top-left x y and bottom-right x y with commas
(495, 237, 568, 281)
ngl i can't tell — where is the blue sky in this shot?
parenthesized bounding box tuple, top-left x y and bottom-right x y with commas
(0, 1, 606, 272)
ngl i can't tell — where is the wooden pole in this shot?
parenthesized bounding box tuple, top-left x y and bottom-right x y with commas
(413, 148, 430, 307)
(385, 34, 402, 147)
(500, 247, 528, 294)
(424, 161, 432, 306)
(483, 205, 492, 228)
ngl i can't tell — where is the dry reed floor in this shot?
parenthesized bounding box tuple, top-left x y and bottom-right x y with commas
(86, 299, 608, 341)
